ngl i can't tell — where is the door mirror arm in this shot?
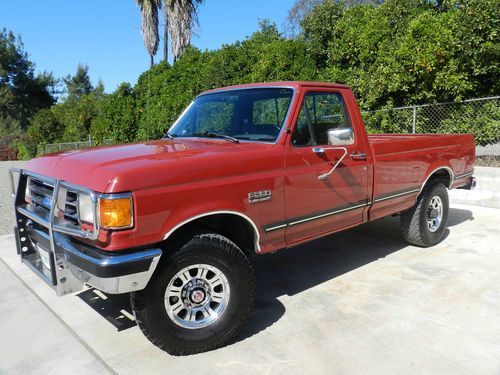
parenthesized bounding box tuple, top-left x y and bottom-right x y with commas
(312, 146, 348, 180)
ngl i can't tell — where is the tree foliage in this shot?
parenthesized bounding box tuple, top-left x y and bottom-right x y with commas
(63, 64, 94, 100)
(0, 29, 55, 135)
(303, 0, 499, 108)
(91, 83, 137, 143)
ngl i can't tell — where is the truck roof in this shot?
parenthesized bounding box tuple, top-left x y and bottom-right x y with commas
(203, 81, 349, 94)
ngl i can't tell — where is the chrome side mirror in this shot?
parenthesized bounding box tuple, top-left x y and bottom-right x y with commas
(327, 128, 354, 146)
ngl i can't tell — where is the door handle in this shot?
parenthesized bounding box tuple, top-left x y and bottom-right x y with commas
(350, 152, 366, 161)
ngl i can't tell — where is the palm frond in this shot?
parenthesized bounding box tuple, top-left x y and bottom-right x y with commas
(136, 0, 161, 61)
(167, 0, 203, 61)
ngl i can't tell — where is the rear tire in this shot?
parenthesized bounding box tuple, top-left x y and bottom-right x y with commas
(401, 183, 449, 247)
(131, 233, 255, 356)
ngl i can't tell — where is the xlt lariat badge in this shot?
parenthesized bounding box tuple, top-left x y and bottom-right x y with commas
(248, 190, 272, 203)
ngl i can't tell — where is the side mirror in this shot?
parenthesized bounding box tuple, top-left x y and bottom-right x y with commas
(327, 128, 354, 146)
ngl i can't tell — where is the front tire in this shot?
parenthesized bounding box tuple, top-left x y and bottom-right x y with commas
(131, 233, 255, 355)
(401, 183, 449, 247)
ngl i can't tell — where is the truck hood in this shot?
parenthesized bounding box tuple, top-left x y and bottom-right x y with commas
(27, 139, 274, 192)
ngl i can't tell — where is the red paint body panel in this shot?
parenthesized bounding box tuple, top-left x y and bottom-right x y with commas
(25, 82, 475, 253)
(283, 87, 371, 244)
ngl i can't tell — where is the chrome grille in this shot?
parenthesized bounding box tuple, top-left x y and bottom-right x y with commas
(29, 178, 54, 210)
(64, 190, 79, 224)
(28, 178, 80, 225)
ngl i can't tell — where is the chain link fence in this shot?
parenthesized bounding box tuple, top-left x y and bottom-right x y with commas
(44, 139, 113, 154)
(362, 96, 500, 157)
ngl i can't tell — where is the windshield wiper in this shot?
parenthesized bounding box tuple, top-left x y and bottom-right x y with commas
(194, 132, 240, 144)
(163, 133, 176, 139)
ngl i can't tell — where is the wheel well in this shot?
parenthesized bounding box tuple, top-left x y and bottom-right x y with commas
(423, 168, 452, 190)
(164, 213, 258, 257)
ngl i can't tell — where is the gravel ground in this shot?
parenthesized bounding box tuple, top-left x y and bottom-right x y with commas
(0, 161, 27, 235)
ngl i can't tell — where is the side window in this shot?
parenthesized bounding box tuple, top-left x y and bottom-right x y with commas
(291, 92, 352, 147)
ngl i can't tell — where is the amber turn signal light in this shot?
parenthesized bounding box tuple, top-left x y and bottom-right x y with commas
(99, 195, 133, 229)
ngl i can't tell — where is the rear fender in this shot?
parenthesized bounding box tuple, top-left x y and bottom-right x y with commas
(419, 163, 454, 197)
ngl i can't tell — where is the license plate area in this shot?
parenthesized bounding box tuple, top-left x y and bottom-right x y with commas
(35, 242, 52, 271)
(15, 223, 57, 287)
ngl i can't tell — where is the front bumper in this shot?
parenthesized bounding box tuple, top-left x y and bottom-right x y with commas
(10, 168, 162, 296)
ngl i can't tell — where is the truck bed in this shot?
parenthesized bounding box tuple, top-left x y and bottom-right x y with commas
(367, 133, 475, 220)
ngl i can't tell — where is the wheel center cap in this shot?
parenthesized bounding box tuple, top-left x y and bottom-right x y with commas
(429, 208, 438, 219)
(190, 288, 206, 304)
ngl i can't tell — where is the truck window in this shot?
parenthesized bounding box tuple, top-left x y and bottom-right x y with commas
(169, 88, 294, 143)
(291, 92, 352, 147)
(253, 97, 290, 127)
(196, 100, 236, 134)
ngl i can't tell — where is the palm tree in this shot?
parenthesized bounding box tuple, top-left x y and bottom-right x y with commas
(136, 0, 161, 66)
(164, 0, 204, 62)
(162, 0, 171, 62)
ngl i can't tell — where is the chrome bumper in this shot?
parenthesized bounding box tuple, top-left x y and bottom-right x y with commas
(10, 168, 162, 296)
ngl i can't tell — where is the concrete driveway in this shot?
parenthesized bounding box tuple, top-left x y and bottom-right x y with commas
(1, 201, 500, 374)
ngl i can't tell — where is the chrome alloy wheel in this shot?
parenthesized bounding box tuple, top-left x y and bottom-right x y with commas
(164, 264, 230, 329)
(427, 196, 443, 232)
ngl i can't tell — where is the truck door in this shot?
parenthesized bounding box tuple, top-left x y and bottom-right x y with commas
(282, 88, 370, 244)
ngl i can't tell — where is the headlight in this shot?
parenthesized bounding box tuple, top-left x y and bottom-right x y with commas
(99, 193, 133, 229)
(78, 193, 95, 224)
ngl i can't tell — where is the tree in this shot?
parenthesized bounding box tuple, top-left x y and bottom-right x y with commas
(286, 0, 383, 36)
(285, 0, 323, 36)
(162, 0, 170, 62)
(91, 82, 137, 143)
(0, 29, 55, 134)
(136, 0, 162, 66)
(27, 107, 64, 144)
(301, 0, 345, 67)
(167, 0, 204, 62)
(63, 64, 94, 100)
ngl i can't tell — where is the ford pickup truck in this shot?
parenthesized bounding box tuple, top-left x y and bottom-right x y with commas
(10, 81, 475, 355)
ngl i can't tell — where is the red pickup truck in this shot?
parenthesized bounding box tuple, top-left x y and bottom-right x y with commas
(10, 82, 475, 355)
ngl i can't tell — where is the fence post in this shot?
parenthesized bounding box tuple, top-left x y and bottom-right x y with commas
(412, 105, 417, 134)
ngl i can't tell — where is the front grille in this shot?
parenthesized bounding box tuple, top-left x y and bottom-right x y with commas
(29, 178, 54, 210)
(29, 178, 80, 224)
(64, 190, 79, 224)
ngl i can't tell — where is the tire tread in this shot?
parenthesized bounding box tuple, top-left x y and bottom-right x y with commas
(401, 183, 448, 247)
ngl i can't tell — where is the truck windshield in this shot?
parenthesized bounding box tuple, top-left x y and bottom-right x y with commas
(167, 88, 294, 143)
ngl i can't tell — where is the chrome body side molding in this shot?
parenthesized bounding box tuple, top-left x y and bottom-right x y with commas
(263, 200, 371, 233)
(374, 188, 421, 203)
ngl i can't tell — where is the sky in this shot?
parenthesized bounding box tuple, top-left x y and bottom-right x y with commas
(0, 0, 295, 93)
